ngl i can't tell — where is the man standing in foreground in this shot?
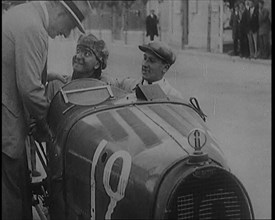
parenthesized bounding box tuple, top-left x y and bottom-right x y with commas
(115, 41, 183, 100)
(2, 1, 91, 219)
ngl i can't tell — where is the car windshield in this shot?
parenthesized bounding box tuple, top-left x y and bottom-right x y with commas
(61, 78, 126, 106)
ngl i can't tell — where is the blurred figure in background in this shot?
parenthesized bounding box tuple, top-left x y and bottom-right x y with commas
(246, 0, 259, 59)
(146, 9, 159, 42)
(239, 1, 250, 58)
(223, 2, 232, 29)
(258, 0, 271, 59)
(230, 3, 241, 55)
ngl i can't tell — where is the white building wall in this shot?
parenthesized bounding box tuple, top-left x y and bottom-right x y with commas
(158, 0, 170, 43)
(155, 0, 183, 48)
(148, 0, 223, 52)
(168, 0, 183, 48)
(188, 0, 222, 52)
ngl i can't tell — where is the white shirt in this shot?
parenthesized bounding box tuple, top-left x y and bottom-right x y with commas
(250, 6, 255, 16)
(114, 77, 184, 100)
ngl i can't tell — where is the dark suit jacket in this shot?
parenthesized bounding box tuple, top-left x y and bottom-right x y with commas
(146, 14, 159, 37)
(230, 11, 241, 39)
(240, 9, 250, 34)
(248, 6, 259, 33)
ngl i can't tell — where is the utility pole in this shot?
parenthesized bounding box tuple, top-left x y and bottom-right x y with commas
(121, 5, 126, 43)
(111, 5, 115, 42)
(125, 7, 128, 45)
(219, 0, 223, 53)
(158, 0, 163, 41)
(207, 0, 212, 52)
(181, 0, 188, 49)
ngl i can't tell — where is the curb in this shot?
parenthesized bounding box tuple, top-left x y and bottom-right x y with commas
(109, 42, 271, 66)
(178, 48, 271, 66)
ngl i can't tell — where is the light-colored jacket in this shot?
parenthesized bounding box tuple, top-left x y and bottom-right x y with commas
(258, 7, 271, 35)
(2, 2, 49, 158)
(113, 77, 184, 100)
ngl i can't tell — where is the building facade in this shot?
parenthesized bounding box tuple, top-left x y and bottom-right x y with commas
(147, 0, 271, 53)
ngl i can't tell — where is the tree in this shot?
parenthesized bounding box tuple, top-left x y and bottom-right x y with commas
(87, 0, 141, 43)
(91, 0, 137, 43)
(88, 1, 106, 39)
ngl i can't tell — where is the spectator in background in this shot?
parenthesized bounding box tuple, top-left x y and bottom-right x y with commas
(223, 2, 232, 29)
(146, 9, 159, 42)
(258, 0, 271, 59)
(247, 0, 259, 59)
(230, 3, 241, 55)
(239, 1, 250, 58)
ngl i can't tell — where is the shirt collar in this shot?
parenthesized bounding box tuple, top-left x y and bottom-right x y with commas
(40, 1, 49, 29)
(153, 78, 165, 86)
(142, 78, 165, 85)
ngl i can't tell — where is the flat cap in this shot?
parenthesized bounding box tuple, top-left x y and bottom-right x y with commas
(77, 33, 109, 69)
(138, 41, 176, 65)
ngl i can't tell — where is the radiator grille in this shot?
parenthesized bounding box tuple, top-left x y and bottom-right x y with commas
(167, 168, 252, 220)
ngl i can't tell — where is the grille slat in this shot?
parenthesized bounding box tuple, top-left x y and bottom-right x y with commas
(167, 167, 252, 219)
(225, 209, 241, 213)
(201, 196, 238, 203)
(225, 205, 240, 208)
(178, 212, 194, 216)
(199, 207, 213, 212)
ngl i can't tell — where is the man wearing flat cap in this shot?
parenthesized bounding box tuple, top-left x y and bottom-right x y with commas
(2, 1, 91, 219)
(115, 41, 183, 99)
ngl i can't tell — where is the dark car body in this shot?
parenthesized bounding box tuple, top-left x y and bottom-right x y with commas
(40, 79, 254, 220)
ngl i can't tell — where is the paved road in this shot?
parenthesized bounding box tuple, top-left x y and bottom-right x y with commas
(34, 39, 271, 219)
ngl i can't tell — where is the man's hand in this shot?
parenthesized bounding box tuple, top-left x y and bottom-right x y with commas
(29, 118, 53, 143)
(47, 72, 69, 83)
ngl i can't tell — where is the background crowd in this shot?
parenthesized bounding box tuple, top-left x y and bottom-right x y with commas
(229, 0, 271, 59)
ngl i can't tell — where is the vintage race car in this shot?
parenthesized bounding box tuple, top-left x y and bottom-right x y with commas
(32, 78, 254, 220)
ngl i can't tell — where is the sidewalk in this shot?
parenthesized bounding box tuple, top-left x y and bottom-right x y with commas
(179, 47, 272, 66)
(109, 41, 271, 66)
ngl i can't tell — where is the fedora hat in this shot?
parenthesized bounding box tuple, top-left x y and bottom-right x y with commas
(60, 1, 91, 33)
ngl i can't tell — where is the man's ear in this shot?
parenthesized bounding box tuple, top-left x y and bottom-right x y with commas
(162, 64, 170, 75)
(94, 61, 101, 70)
